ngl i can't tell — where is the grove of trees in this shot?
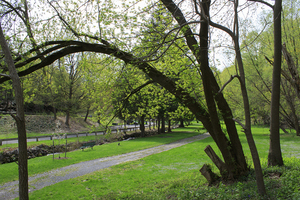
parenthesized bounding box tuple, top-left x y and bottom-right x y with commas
(0, 0, 299, 199)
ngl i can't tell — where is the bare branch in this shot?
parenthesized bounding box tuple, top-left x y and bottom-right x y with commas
(209, 19, 235, 39)
(0, 73, 10, 77)
(264, 55, 273, 65)
(247, 0, 274, 9)
(48, 0, 110, 46)
(218, 75, 240, 94)
(233, 118, 246, 131)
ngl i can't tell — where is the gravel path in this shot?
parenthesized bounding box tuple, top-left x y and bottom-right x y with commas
(0, 133, 210, 200)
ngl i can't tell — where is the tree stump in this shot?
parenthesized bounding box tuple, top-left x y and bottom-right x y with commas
(200, 164, 220, 185)
(204, 145, 228, 178)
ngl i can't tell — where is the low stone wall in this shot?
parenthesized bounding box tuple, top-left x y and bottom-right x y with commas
(0, 129, 165, 164)
(0, 142, 86, 164)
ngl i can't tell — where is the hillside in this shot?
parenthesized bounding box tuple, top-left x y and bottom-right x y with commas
(0, 115, 95, 135)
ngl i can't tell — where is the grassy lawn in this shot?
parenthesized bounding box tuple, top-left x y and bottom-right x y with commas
(0, 125, 204, 185)
(25, 123, 300, 200)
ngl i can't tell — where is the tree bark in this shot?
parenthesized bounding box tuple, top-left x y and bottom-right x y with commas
(179, 119, 184, 127)
(204, 145, 227, 175)
(84, 106, 90, 122)
(269, 0, 284, 166)
(200, 164, 220, 185)
(161, 114, 166, 133)
(157, 117, 161, 134)
(140, 115, 145, 137)
(168, 119, 172, 132)
(0, 23, 29, 200)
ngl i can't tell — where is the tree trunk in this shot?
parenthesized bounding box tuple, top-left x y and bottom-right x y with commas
(65, 110, 70, 127)
(232, 0, 266, 194)
(140, 115, 145, 137)
(53, 106, 57, 120)
(179, 119, 184, 127)
(84, 106, 90, 122)
(0, 23, 29, 200)
(204, 145, 227, 176)
(200, 164, 220, 185)
(198, 1, 243, 180)
(168, 119, 171, 132)
(157, 117, 161, 134)
(269, 0, 284, 166)
(161, 114, 166, 133)
(160, 0, 249, 179)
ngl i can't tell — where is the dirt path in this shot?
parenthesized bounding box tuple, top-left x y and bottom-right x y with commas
(0, 133, 210, 200)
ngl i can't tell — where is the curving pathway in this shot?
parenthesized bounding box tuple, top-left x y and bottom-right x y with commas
(0, 133, 210, 200)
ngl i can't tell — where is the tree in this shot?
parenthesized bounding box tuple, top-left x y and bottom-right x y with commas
(248, 0, 284, 166)
(268, 0, 284, 167)
(55, 54, 85, 127)
(0, 23, 29, 200)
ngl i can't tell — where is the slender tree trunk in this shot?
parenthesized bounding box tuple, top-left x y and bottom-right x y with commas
(232, 0, 266, 194)
(157, 117, 161, 134)
(168, 119, 171, 132)
(140, 115, 145, 137)
(84, 106, 90, 122)
(269, 0, 284, 166)
(53, 106, 57, 120)
(161, 114, 166, 133)
(0, 23, 29, 200)
(65, 85, 73, 127)
(65, 111, 70, 127)
(179, 119, 184, 127)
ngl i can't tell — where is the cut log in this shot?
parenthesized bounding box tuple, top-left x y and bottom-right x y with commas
(200, 164, 220, 185)
(204, 145, 228, 178)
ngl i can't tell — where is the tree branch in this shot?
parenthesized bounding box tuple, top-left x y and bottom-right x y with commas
(0, 73, 10, 78)
(218, 75, 240, 94)
(247, 0, 274, 9)
(48, 0, 111, 46)
(233, 118, 246, 131)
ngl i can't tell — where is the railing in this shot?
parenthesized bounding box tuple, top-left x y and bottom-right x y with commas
(0, 125, 144, 146)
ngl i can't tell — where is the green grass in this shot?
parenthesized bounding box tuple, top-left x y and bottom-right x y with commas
(25, 123, 300, 200)
(0, 125, 204, 185)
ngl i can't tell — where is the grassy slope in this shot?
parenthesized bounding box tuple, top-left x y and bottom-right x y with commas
(0, 127, 203, 185)
(26, 123, 300, 200)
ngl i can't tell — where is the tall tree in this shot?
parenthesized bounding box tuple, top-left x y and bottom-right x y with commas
(268, 0, 284, 166)
(0, 23, 28, 200)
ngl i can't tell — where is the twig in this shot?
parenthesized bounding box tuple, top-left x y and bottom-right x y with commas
(0, 73, 10, 77)
(218, 75, 240, 94)
(233, 118, 246, 131)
